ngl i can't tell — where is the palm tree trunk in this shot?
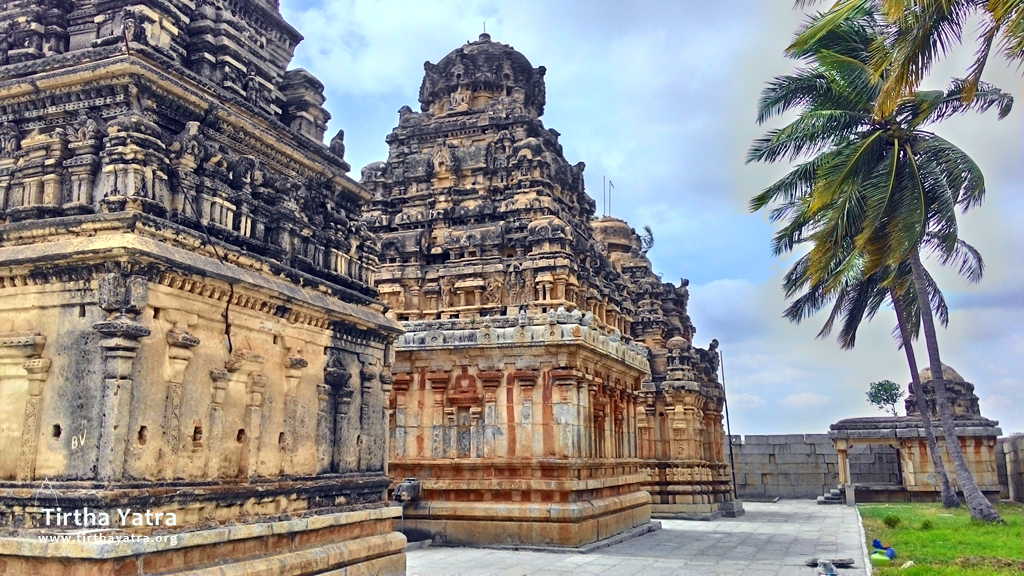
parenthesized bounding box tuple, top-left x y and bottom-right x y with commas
(891, 290, 959, 508)
(909, 249, 1003, 522)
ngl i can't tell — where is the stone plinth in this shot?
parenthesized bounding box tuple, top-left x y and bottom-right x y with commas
(0, 0, 405, 572)
(0, 508, 405, 576)
(388, 318, 653, 548)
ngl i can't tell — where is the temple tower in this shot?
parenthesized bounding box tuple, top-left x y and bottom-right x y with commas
(0, 1, 405, 574)
(363, 34, 655, 549)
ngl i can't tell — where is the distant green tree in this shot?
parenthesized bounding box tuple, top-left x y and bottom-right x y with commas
(867, 380, 905, 417)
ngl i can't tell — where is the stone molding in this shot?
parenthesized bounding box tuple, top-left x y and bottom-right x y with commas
(0, 505, 402, 559)
(397, 321, 650, 373)
(0, 223, 402, 338)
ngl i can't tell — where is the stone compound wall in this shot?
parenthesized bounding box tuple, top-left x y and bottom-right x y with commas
(999, 436, 1024, 503)
(847, 443, 901, 484)
(730, 435, 900, 499)
(731, 435, 838, 499)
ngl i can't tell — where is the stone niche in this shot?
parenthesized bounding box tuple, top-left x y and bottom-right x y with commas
(0, 1, 404, 575)
(364, 33, 738, 547)
(830, 365, 1003, 503)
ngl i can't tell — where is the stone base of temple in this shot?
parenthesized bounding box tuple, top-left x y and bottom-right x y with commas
(651, 502, 723, 521)
(849, 483, 1003, 504)
(0, 507, 406, 576)
(398, 490, 652, 549)
(719, 500, 745, 517)
(642, 462, 736, 521)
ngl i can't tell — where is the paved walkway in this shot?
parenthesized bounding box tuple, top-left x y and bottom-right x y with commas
(406, 500, 868, 576)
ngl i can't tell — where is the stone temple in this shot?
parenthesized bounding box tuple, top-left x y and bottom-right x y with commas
(0, 0, 405, 574)
(361, 33, 739, 549)
(829, 365, 1002, 502)
(0, 3, 739, 573)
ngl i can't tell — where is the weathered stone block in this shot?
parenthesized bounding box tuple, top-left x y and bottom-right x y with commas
(739, 444, 775, 455)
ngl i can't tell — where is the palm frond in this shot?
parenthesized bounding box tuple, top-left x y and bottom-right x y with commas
(788, 0, 875, 57)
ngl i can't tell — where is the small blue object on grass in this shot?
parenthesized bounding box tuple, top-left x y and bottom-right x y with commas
(870, 538, 897, 564)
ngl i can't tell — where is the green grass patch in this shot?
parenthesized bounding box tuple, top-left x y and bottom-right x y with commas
(859, 502, 1024, 575)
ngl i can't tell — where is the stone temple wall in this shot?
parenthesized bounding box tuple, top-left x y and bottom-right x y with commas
(732, 435, 903, 499)
(999, 436, 1024, 503)
(0, 1, 405, 574)
(732, 435, 904, 500)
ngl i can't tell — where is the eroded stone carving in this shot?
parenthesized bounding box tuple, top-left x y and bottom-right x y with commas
(0, 2, 405, 571)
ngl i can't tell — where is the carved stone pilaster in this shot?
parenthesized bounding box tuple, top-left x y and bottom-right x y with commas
(358, 362, 382, 472)
(206, 369, 230, 478)
(280, 337, 308, 474)
(93, 273, 150, 481)
(162, 310, 199, 479)
(243, 373, 267, 480)
(324, 362, 353, 472)
(0, 331, 49, 480)
(206, 349, 265, 479)
(18, 357, 51, 480)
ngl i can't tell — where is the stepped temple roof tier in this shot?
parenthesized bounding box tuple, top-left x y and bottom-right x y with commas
(0, 1, 404, 574)
(363, 34, 740, 546)
(364, 34, 629, 332)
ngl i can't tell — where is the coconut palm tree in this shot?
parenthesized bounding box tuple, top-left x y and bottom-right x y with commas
(790, 0, 1024, 117)
(779, 237, 979, 507)
(748, 9, 1011, 520)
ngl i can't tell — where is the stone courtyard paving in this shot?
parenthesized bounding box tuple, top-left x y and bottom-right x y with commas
(407, 500, 869, 576)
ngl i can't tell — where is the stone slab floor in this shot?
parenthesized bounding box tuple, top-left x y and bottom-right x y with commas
(406, 500, 868, 576)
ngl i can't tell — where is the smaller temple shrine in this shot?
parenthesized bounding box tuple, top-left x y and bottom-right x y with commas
(592, 218, 739, 520)
(828, 365, 1002, 502)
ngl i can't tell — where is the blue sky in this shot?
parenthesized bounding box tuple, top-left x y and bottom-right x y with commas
(281, 0, 1024, 435)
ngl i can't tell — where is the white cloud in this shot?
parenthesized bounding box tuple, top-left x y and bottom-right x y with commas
(729, 393, 766, 409)
(780, 393, 831, 409)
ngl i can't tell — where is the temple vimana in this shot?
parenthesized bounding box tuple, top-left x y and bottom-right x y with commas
(0, 0, 738, 573)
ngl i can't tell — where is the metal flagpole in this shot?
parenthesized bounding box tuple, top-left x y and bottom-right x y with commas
(721, 349, 738, 501)
(603, 175, 606, 217)
(608, 180, 614, 216)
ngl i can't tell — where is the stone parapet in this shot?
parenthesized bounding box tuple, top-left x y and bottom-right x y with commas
(396, 318, 650, 373)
